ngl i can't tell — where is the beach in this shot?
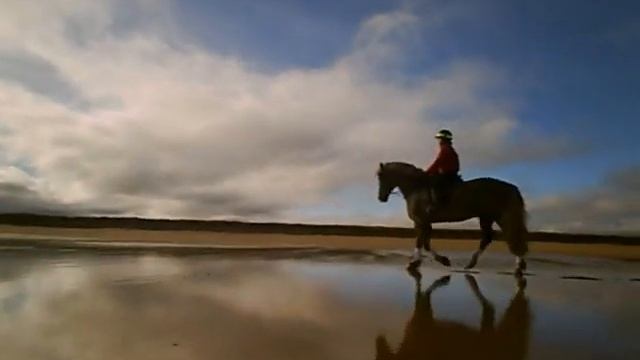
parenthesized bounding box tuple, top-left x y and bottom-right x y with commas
(1, 224, 639, 260)
(0, 225, 638, 359)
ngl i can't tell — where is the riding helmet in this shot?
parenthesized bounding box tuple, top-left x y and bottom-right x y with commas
(435, 129, 453, 140)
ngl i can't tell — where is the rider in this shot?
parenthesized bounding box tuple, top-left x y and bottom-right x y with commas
(424, 129, 460, 208)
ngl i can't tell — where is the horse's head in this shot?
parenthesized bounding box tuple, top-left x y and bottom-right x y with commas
(376, 163, 395, 202)
(377, 162, 423, 202)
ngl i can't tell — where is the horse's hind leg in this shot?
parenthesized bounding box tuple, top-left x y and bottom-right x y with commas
(465, 217, 494, 269)
(496, 216, 528, 277)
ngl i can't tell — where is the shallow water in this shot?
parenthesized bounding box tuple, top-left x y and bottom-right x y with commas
(0, 251, 638, 360)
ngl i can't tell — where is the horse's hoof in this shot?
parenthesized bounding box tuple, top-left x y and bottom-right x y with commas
(514, 268, 524, 278)
(407, 259, 422, 270)
(464, 259, 477, 270)
(516, 276, 527, 290)
(518, 259, 527, 271)
(434, 275, 451, 287)
(406, 267, 422, 280)
(437, 256, 451, 267)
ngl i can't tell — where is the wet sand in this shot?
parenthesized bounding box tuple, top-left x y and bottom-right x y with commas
(0, 226, 638, 359)
(1, 225, 639, 260)
(0, 249, 638, 360)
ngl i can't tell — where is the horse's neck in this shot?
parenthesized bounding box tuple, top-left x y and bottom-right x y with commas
(398, 183, 415, 198)
(396, 175, 421, 198)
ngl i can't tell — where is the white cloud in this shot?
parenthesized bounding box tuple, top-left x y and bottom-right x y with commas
(0, 0, 575, 220)
(529, 166, 640, 234)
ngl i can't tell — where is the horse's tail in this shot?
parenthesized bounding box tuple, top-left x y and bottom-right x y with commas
(501, 187, 529, 257)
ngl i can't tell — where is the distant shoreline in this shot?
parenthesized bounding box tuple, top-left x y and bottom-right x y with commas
(0, 213, 637, 245)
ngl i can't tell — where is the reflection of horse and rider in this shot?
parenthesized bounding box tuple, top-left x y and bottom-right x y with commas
(375, 272, 530, 360)
(377, 129, 528, 275)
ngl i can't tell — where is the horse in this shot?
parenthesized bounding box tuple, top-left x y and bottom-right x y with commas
(376, 162, 528, 275)
(375, 272, 530, 360)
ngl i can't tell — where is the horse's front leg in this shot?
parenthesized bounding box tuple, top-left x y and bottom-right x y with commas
(408, 222, 426, 269)
(422, 222, 451, 267)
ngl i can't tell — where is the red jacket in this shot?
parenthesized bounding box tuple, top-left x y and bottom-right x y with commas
(425, 143, 459, 175)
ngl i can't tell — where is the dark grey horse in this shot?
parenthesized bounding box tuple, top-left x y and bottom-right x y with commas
(376, 162, 528, 275)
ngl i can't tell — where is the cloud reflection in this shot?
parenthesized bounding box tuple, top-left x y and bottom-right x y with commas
(0, 254, 637, 359)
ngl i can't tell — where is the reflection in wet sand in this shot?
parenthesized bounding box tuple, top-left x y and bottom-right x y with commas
(0, 256, 391, 360)
(0, 252, 637, 360)
(376, 271, 530, 360)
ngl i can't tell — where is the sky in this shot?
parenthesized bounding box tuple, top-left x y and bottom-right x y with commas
(0, 0, 638, 234)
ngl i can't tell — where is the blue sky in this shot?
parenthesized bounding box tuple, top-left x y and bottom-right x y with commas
(175, 0, 639, 188)
(0, 0, 638, 233)
(176, 0, 640, 231)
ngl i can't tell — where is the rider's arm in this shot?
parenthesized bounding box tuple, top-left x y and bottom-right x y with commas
(425, 149, 444, 175)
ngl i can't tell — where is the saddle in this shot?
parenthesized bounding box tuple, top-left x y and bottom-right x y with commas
(420, 173, 462, 208)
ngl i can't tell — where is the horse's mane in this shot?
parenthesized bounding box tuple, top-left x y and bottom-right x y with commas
(380, 162, 466, 190)
(381, 162, 423, 175)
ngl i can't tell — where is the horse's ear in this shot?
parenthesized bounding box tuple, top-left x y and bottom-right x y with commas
(379, 162, 384, 170)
